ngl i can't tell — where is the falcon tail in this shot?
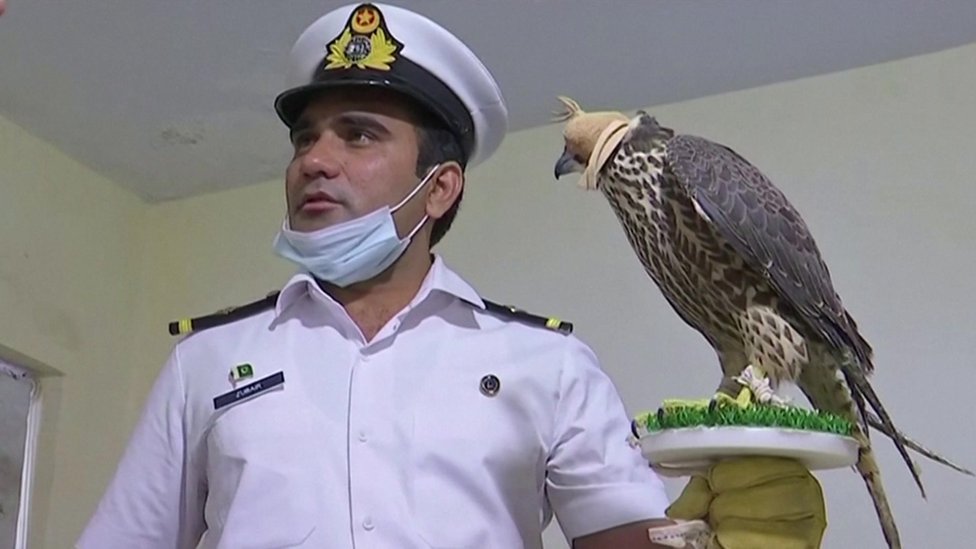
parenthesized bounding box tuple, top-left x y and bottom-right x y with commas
(803, 346, 973, 548)
(854, 439, 903, 549)
(843, 364, 925, 496)
(865, 412, 974, 476)
(797, 350, 906, 548)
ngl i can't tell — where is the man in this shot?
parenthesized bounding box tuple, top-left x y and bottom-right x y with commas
(78, 3, 826, 548)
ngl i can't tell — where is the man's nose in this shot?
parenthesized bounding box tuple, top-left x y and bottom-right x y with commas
(300, 134, 342, 180)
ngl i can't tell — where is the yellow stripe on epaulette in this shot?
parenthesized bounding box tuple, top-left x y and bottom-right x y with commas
(176, 318, 192, 335)
(482, 300, 574, 334)
(168, 291, 280, 336)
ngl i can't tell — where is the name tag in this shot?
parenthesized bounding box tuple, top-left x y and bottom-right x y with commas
(213, 371, 285, 410)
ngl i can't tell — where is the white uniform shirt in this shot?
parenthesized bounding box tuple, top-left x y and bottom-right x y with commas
(78, 257, 669, 548)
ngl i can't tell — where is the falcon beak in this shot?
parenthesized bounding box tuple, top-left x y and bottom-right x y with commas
(554, 148, 578, 179)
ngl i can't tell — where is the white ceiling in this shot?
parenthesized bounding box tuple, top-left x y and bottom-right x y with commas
(2, 1, 975, 201)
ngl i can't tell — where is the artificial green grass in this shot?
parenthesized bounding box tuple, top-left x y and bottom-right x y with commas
(634, 403, 854, 437)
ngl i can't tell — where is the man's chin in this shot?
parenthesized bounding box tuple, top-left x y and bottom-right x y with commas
(289, 211, 347, 233)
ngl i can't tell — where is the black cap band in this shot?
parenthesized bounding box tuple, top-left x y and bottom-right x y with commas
(274, 56, 475, 164)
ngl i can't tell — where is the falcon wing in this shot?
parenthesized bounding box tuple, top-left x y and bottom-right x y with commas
(659, 126, 930, 511)
(664, 133, 872, 369)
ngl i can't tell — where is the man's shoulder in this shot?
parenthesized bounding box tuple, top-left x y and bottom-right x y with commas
(476, 299, 574, 335)
(167, 291, 280, 338)
(465, 298, 609, 376)
(164, 291, 283, 398)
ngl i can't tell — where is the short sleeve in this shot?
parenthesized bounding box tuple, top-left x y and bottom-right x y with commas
(545, 338, 670, 541)
(77, 346, 204, 549)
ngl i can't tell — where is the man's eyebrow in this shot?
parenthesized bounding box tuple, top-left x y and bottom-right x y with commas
(289, 112, 393, 141)
(334, 113, 392, 136)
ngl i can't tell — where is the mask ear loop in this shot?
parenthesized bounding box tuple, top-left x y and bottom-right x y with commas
(392, 163, 441, 213)
(392, 163, 441, 241)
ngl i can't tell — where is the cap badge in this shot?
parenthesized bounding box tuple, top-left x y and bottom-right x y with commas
(324, 3, 402, 72)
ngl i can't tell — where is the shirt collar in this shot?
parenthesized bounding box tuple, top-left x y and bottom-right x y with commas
(273, 254, 485, 318)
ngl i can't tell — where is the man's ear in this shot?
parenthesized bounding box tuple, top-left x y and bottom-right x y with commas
(425, 161, 464, 220)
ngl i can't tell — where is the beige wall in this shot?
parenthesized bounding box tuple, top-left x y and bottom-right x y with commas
(4, 42, 975, 547)
(0, 115, 147, 548)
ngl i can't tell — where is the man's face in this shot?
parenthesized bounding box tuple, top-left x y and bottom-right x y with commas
(285, 88, 424, 234)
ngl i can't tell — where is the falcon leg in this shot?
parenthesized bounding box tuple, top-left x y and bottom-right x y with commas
(716, 375, 748, 398)
(732, 365, 790, 407)
(700, 371, 753, 411)
(708, 385, 753, 411)
(659, 366, 780, 412)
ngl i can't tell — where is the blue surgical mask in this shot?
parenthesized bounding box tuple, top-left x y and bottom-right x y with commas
(273, 164, 440, 287)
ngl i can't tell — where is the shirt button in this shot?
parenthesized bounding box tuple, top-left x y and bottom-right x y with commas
(363, 517, 374, 531)
(358, 430, 368, 443)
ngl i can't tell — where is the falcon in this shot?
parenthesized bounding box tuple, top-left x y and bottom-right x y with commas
(552, 96, 970, 549)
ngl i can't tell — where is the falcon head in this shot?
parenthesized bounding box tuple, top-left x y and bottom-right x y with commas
(552, 96, 629, 189)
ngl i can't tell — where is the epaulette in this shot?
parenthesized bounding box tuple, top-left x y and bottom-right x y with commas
(481, 299, 574, 335)
(168, 291, 280, 336)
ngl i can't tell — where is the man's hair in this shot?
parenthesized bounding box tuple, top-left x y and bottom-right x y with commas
(412, 109, 465, 247)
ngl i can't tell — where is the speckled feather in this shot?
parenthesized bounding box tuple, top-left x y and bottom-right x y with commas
(665, 132, 873, 370)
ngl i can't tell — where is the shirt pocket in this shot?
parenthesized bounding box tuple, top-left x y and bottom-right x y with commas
(206, 387, 329, 547)
(408, 371, 543, 549)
